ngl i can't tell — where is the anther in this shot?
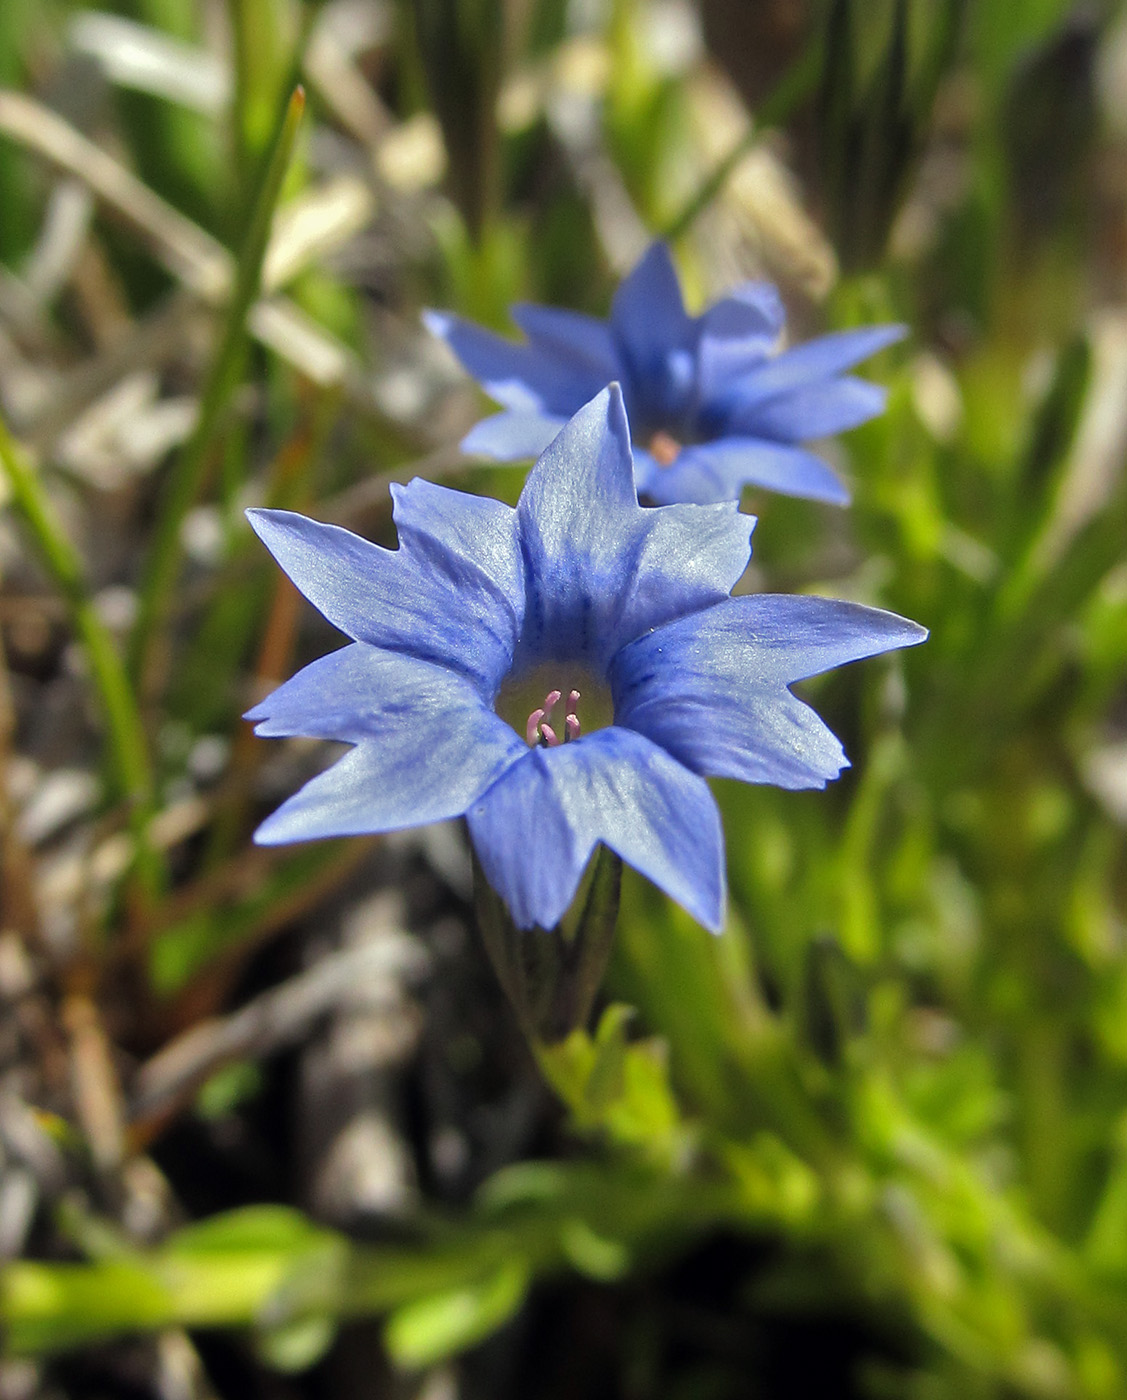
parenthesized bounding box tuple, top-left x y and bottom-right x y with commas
(525, 688, 582, 748)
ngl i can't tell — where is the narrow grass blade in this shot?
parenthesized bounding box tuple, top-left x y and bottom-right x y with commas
(660, 33, 823, 245)
(130, 85, 306, 696)
(0, 416, 160, 895)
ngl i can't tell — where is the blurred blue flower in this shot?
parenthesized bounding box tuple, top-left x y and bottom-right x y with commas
(246, 387, 925, 931)
(425, 243, 904, 506)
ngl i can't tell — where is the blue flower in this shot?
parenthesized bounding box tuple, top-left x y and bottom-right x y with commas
(424, 243, 904, 507)
(246, 387, 925, 932)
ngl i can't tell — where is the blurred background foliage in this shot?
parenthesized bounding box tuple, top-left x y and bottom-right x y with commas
(0, 1, 1127, 1397)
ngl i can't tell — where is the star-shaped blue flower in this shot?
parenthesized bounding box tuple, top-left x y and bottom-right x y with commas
(425, 243, 904, 507)
(246, 387, 925, 931)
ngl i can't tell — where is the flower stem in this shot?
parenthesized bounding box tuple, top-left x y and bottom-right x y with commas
(471, 838, 622, 1044)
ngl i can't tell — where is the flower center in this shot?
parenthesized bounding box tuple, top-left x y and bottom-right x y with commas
(649, 430, 682, 468)
(496, 665, 612, 748)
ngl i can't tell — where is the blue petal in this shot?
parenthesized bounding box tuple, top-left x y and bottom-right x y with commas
(695, 286, 785, 400)
(423, 309, 607, 416)
(611, 244, 694, 364)
(391, 477, 524, 620)
(630, 444, 663, 497)
(467, 726, 725, 931)
(727, 377, 887, 441)
(611, 595, 927, 789)
(610, 245, 695, 425)
(247, 641, 476, 739)
(646, 439, 850, 506)
(721, 325, 906, 411)
(510, 303, 619, 377)
(250, 647, 526, 843)
(514, 387, 754, 671)
(246, 502, 521, 698)
(461, 409, 565, 461)
(703, 281, 786, 340)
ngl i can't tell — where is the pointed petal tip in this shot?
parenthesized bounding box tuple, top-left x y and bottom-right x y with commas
(458, 423, 489, 458)
(633, 240, 675, 279)
(605, 377, 628, 422)
(552, 382, 632, 452)
(251, 816, 288, 847)
(244, 505, 298, 546)
(875, 611, 928, 646)
(386, 475, 440, 512)
(421, 307, 453, 339)
(252, 811, 331, 847)
(841, 322, 908, 354)
(596, 382, 633, 464)
(865, 612, 929, 655)
(849, 607, 929, 652)
(701, 895, 726, 936)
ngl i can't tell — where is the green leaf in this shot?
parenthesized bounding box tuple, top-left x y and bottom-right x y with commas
(585, 1002, 634, 1112)
(254, 1315, 338, 1373)
(383, 1260, 529, 1369)
(163, 1205, 336, 1257)
(536, 1003, 683, 1158)
(558, 1219, 631, 1282)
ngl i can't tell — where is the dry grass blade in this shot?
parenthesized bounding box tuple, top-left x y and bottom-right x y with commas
(63, 994, 126, 1175)
(16, 291, 195, 444)
(0, 637, 40, 942)
(304, 0, 393, 149)
(262, 175, 376, 292)
(68, 12, 230, 116)
(0, 90, 373, 404)
(130, 930, 426, 1125)
(0, 90, 228, 300)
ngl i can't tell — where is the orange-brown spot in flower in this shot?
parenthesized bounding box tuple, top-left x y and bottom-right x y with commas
(649, 430, 682, 467)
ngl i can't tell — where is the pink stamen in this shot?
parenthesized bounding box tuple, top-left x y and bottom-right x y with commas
(524, 688, 583, 748)
(526, 708, 546, 746)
